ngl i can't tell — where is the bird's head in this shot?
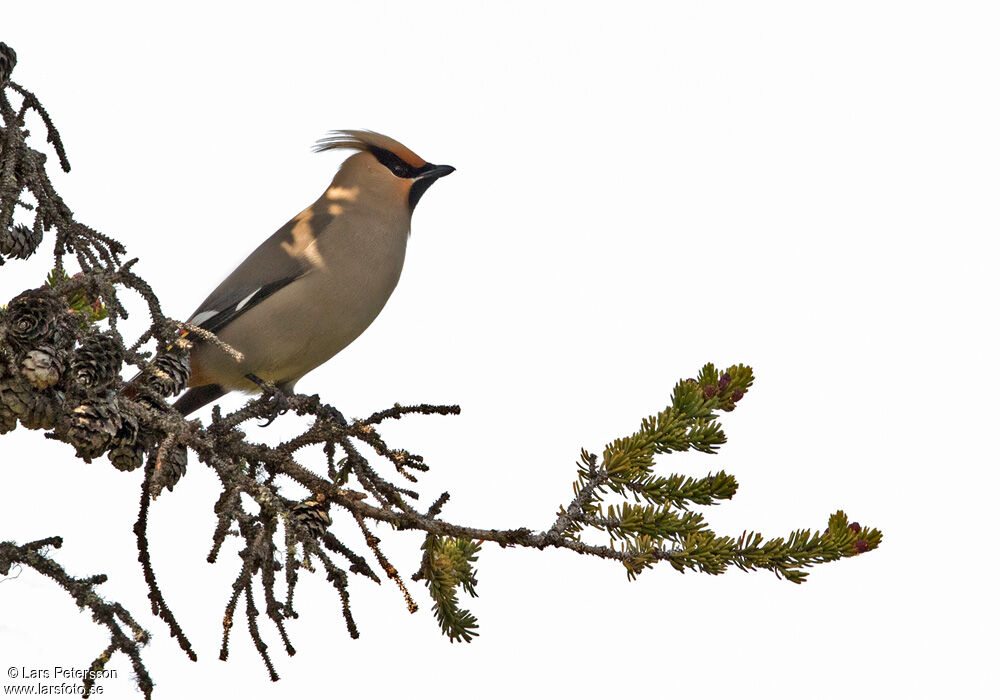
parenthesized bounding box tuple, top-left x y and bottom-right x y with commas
(314, 130, 455, 213)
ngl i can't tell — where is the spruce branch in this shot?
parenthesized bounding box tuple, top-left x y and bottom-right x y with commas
(416, 535, 482, 643)
(134, 457, 197, 662)
(0, 537, 153, 699)
(0, 48, 882, 695)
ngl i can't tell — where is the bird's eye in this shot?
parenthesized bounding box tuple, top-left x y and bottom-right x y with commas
(370, 146, 414, 178)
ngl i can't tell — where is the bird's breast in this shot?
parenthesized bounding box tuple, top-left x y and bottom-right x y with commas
(196, 209, 410, 391)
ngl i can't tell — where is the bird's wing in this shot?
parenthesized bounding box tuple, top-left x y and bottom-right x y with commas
(185, 205, 336, 337)
(187, 271, 306, 336)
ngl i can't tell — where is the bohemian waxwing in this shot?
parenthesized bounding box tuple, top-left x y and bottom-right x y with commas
(171, 130, 454, 416)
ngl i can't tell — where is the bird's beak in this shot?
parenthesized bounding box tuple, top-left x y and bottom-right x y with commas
(409, 163, 455, 211)
(417, 163, 456, 180)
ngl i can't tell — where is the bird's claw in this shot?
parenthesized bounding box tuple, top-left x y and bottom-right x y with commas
(246, 373, 291, 426)
(258, 390, 291, 427)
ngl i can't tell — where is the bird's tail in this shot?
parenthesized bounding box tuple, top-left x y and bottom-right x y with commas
(173, 384, 226, 416)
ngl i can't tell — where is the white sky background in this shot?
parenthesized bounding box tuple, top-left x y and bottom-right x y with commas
(1, 2, 997, 698)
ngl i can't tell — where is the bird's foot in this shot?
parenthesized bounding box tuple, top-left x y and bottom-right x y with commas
(246, 373, 291, 427)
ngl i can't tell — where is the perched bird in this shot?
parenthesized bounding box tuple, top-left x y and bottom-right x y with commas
(171, 130, 455, 416)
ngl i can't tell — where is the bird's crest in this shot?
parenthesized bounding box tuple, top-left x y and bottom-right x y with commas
(313, 130, 426, 168)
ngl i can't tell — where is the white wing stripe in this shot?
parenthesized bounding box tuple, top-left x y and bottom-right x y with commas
(235, 288, 260, 313)
(190, 310, 219, 327)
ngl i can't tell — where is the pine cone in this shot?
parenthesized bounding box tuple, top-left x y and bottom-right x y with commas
(64, 398, 122, 461)
(21, 395, 61, 429)
(151, 443, 187, 496)
(0, 374, 61, 429)
(3, 288, 75, 352)
(71, 332, 124, 390)
(132, 393, 163, 415)
(146, 350, 190, 397)
(109, 443, 146, 472)
(0, 355, 14, 432)
(113, 406, 140, 446)
(0, 393, 15, 434)
(107, 407, 150, 472)
(0, 224, 43, 260)
(291, 494, 331, 539)
(0, 42, 15, 85)
(21, 345, 65, 390)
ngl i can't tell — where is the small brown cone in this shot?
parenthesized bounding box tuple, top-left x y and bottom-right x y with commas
(0, 223, 43, 260)
(107, 408, 146, 472)
(109, 443, 146, 472)
(71, 332, 123, 390)
(291, 494, 332, 539)
(3, 288, 75, 352)
(151, 443, 187, 497)
(0, 374, 61, 430)
(146, 350, 190, 397)
(21, 345, 65, 390)
(65, 398, 123, 461)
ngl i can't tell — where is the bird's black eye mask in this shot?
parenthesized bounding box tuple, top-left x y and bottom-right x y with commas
(369, 146, 435, 179)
